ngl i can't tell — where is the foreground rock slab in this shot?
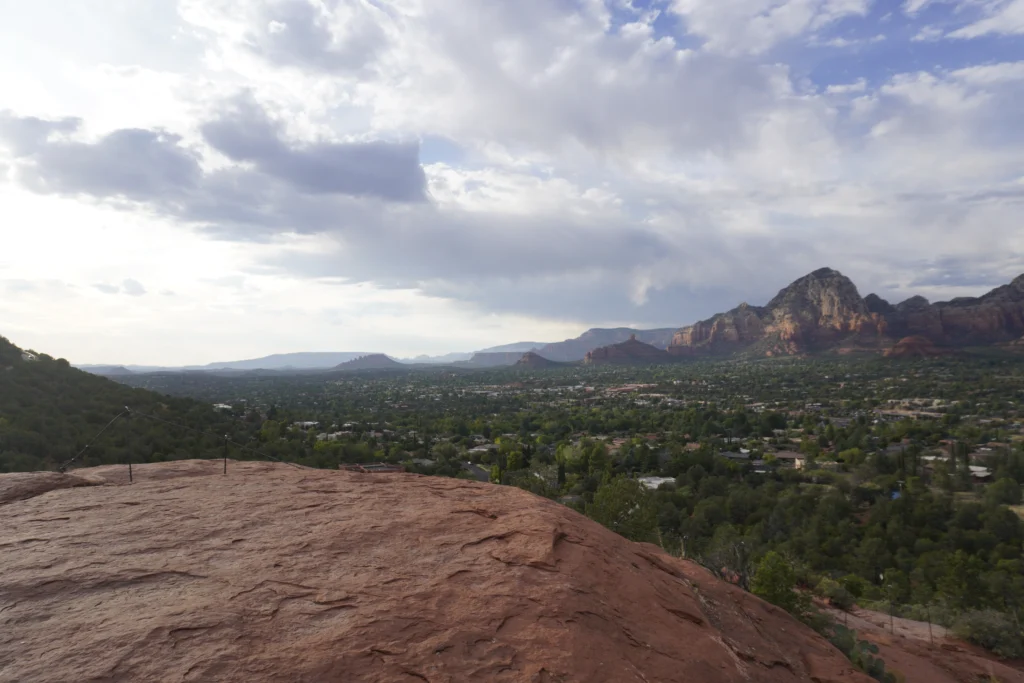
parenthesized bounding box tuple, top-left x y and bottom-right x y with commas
(1, 461, 873, 682)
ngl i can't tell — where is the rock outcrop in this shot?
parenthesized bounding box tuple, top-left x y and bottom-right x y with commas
(0, 461, 874, 683)
(535, 327, 676, 362)
(669, 269, 1024, 357)
(584, 334, 672, 365)
(884, 336, 951, 358)
(515, 351, 562, 368)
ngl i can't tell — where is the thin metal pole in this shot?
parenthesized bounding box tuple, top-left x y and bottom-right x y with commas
(927, 604, 933, 647)
(223, 435, 228, 474)
(127, 409, 133, 483)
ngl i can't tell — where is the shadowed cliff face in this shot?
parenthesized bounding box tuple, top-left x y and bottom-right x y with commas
(668, 269, 1024, 357)
(0, 461, 874, 683)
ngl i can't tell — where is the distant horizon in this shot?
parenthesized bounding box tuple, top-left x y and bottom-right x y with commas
(31, 267, 1024, 367)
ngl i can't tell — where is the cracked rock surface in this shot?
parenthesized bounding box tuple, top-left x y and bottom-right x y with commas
(1, 460, 872, 682)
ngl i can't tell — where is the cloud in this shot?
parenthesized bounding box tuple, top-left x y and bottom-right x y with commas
(0, 99, 427, 205)
(93, 279, 148, 296)
(93, 283, 121, 294)
(669, 0, 871, 54)
(0, 113, 201, 201)
(903, 0, 935, 14)
(180, 0, 387, 75)
(826, 78, 867, 93)
(247, 0, 387, 73)
(200, 94, 427, 201)
(121, 278, 147, 296)
(0, 113, 81, 156)
(949, 0, 1024, 37)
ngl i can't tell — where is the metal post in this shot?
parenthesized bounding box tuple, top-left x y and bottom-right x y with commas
(927, 604, 933, 647)
(223, 435, 229, 474)
(127, 411, 133, 484)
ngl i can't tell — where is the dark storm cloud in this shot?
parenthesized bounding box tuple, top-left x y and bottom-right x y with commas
(246, 0, 387, 74)
(200, 95, 426, 201)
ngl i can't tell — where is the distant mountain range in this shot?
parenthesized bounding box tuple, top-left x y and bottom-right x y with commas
(78, 352, 372, 374)
(71, 268, 1024, 375)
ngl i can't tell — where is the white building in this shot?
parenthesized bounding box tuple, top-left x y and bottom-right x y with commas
(638, 476, 675, 490)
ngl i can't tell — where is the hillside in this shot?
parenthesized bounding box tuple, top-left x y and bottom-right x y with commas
(584, 334, 673, 365)
(334, 353, 405, 371)
(0, 461, 876, 683)
(536, 327, 677, 362)
(455, 351, 525, 368)
(668, 268, 1024, 357)
(0, 335, 246, 473)
(515, 351, 566, 368)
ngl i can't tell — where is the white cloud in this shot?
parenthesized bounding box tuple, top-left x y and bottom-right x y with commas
(950, 0, 1024, 37)
(669, 0, 871, 54)
(911, 25, 945, 41)
(826, 78, 868, 93)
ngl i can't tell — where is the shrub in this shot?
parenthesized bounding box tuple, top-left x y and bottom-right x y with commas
(817, 578, 856, 611)
(952, 609, 1024, 659)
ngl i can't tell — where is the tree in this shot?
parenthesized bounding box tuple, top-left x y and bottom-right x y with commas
(986, 477, 1023, 506)
(751, 551, 807, 616)
(586, 477, 657, 543)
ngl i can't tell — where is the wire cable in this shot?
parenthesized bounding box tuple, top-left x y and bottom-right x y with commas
(125, 406, 303, 469)
(57, 411, 128, 473)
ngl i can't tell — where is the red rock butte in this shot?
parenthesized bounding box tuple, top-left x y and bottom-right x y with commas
(0, 461, 877, 683)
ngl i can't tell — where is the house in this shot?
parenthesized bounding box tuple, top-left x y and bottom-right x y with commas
(772, 451, 806, 469)
(20, 351, 38, 362)
(969, 465, 993, 482)
(213, 403, 232, 411)
(638, 476, 675, 490)
(468, 444, 497, 455)
(292, 421, 319, 429)
(719, 451, 749, 463)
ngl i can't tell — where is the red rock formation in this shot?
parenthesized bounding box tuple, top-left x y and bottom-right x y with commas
(669, 269, 1024, 357)
(0, 461, 874, 683)
(884, 336, 950, 358)
(584, 334, 671, 365)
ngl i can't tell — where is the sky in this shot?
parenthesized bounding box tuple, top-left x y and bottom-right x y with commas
(1, 0, 1023, 365)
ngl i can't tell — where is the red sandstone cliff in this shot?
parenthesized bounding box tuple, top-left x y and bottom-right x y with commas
(668, 269, 1024, 357)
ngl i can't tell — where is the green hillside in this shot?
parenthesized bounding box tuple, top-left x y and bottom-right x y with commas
(0, 336, 255, 473)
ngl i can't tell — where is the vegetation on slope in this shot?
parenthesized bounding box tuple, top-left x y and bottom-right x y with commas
(0, 336, 252, 472)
